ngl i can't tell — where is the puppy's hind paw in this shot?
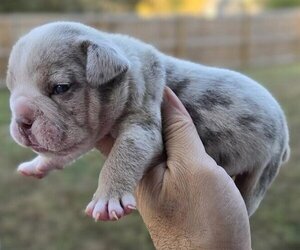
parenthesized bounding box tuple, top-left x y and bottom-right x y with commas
(85, 193, 136, 222)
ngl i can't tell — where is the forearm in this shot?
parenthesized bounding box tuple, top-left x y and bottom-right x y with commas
(147, 222, 251, 250)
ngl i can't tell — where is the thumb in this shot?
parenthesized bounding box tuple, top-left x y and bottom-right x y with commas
(162, 87, 208, 166)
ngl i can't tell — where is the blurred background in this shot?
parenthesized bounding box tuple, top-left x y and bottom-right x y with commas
(0, 0, 299, 249)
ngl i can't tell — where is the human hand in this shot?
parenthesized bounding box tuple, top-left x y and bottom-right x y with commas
(96, 87, 251, 250)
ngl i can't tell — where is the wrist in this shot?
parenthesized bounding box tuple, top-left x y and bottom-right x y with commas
(144, 214, 251, 250)
(147, 223, 195, 250)
(149, 228, 251, 250)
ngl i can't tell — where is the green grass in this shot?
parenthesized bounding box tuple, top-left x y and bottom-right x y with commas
(0, 63, 299, 250)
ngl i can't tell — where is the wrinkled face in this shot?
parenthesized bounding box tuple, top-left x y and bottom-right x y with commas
(6, 23, 129, 156)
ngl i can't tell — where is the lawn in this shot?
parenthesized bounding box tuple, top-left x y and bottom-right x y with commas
(0, 63, 299, 250)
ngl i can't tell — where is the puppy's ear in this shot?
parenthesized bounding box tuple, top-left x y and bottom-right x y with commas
(81, 39, 129, 87)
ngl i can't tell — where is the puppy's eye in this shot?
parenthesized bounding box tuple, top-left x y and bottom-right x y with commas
(52, 84, 70, 95)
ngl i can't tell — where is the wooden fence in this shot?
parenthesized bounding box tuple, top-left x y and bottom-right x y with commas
(1, 8, 300, 87)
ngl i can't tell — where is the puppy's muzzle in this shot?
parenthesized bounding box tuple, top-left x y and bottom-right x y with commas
(10, 96, 42, 148)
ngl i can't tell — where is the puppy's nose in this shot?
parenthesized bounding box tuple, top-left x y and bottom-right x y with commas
(12, 97, 36, 133)
(16, 116, 33, 131)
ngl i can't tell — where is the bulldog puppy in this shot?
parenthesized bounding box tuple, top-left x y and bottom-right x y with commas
(7, 22, 290, 221)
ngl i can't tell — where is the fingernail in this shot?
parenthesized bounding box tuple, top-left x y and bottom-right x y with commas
(163, 87, 191, 118)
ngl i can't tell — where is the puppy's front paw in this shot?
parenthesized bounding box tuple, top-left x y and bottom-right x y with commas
(85, 192, 136, 221)
(18, 157, 46, 179)
(17, 156, 61, 179)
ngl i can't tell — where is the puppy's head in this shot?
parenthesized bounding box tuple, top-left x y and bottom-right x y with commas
(7, 22, 129, 156)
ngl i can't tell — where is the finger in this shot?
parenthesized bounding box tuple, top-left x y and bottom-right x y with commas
(95, 135, 115, 157)
(162, 87, 208, 164)
(163, 87, 191, 119)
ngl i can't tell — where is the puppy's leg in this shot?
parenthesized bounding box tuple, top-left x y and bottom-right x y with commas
(235, 158, 281, 216)
(85, 120, 162, 221)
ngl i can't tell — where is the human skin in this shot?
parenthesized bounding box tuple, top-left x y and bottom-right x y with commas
(97, 87, 252, 250)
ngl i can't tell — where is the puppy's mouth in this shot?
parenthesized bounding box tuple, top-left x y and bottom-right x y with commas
(17, 127, 65, 155)
(26, 136, 83, 156)
(26, 138, 80, 155)
(30, 144, 49, 153)
(22, 133, 49, 154)
(12, 120, 88, 156)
